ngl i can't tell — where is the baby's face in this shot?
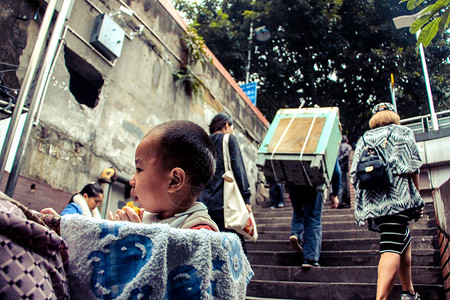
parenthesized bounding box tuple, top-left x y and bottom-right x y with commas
(129, 132, 173, 216)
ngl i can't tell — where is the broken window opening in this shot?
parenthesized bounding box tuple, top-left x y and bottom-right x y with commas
(64, 46, 103, 108)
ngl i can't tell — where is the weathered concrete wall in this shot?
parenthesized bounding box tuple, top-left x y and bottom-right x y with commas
(0, 0, 38, 93)
(1, 0, 268, 205)
(415, 127, 450, 203)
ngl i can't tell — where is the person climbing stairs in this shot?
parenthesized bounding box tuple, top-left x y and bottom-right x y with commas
(245, 199, 445, 299)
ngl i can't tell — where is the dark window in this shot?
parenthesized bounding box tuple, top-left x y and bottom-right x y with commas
(64, 46, 103, 108)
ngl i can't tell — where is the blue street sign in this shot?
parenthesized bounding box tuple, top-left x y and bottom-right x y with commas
(239, 82, 258, 105)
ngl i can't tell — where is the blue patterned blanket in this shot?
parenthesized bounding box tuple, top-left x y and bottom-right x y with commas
(60, 215, 253, 299)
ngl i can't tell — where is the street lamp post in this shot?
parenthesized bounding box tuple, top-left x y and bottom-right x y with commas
(245, 23, 254, 84)
(415, 29, 439, 131)
(245, 23, 271, 84)
(393, 12, 439, 131)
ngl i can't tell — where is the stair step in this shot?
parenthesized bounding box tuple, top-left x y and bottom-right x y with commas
(254, 212, 435, 224)
(246, 236, 436, 252)
(254, 206, 435, 219)
(255, 218, 435, 231)
(254, 202, 434, 217)
(247, 280, 445, 300)
(250, 265, 442, 284)
(256, 228, 436, 240)
(246, 297, 296, 300)
(247, 249, 440, 267)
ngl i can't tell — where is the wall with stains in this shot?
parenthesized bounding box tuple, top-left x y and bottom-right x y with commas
(0, 0, 269, 208)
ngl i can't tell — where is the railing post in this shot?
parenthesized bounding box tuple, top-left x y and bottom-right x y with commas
(422, 116, 429, 132)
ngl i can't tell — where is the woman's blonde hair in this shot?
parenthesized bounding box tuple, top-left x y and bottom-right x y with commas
(369, 110, 400, 129)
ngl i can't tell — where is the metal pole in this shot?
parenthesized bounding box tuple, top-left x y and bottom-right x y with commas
(33, 26, 68, 126)
(245, 22, 253, 84)
(390, 73, 397, 112)
(416, 31, 439, 131)
(0, 0, 58, 185)
(5, 0, 73, 197)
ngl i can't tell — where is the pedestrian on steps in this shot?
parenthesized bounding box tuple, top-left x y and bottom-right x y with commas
(287, 160, 341, 268)
(337, 135, 352, 209)
(269, 181, 285, 209)
(350, 103, 424, 300)
(198, 113, 252, 253)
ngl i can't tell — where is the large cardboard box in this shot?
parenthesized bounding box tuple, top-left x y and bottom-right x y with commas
(256, 107, 341, 187)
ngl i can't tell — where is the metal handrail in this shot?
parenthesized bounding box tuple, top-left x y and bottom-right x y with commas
(400, 110, 450, 133)
(401, 109, 450, 123)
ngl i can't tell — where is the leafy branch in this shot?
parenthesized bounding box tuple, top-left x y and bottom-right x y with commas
(173, 26, 212, 96)
(399, 0, 450, 47)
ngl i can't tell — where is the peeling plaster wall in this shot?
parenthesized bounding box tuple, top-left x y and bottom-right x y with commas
(2, 0, 268, 202)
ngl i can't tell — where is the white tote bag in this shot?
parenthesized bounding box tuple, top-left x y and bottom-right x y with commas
(222, 134, 258, 241)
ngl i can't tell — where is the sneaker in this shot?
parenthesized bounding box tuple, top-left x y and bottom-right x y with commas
(400, 292, 420, 300)
(277, 203, 285, 208)
(337, 203, 350, 209)
(301, 259, 320, 269)
(270, 206, 277, 210)
(289, 235, 303, 253)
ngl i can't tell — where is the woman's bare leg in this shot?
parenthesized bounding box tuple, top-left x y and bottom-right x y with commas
(376, 252, 401, 300)
(398, 243, 415, 294)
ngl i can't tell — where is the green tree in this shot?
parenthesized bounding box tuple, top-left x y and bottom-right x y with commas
(399, 0, 450, 48)
(173, 0, 449, 140)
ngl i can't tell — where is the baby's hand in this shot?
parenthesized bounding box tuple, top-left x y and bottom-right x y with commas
(40, 208, 60, 216)
(108, 207, 144, 223)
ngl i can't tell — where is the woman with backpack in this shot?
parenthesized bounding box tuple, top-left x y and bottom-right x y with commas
(350, 103, 424, 300)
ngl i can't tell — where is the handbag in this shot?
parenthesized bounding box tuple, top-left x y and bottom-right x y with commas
(222, 134, 258, 241)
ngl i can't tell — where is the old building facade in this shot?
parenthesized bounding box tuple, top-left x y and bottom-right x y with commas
(0, 0, 269, 212)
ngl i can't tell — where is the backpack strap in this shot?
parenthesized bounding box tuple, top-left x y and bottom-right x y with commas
(361, 134, 368, 147)
(382, 128, 394, 148)
(361, 127, 394, 164)
(362, 127, 394, 148)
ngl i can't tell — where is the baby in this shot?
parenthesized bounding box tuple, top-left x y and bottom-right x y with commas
(109, 120, 219, 231)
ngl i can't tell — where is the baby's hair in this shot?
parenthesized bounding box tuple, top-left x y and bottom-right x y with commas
(208, 112, 233, 134)
(69, 182, 103, 204)
(147, 120, 216, 198)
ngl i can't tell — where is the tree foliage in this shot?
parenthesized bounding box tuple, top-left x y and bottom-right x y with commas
(173, 0, 450, 141)
(399, 0, 450, 48)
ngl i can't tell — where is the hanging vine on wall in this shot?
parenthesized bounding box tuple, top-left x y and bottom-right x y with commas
(173, 26, 212, 96)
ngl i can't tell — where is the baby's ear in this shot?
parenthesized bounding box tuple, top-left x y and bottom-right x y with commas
(168, 167, 186, 193)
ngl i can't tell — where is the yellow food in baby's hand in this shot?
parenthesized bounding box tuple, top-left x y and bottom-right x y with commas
(122, 202, 140, 216)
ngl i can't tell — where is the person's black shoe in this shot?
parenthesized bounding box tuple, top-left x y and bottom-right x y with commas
(337, 203, 350, 209)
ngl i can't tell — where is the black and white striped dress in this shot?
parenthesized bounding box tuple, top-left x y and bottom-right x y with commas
(374, 213, 411, 254)
(350, 124, 424, 228)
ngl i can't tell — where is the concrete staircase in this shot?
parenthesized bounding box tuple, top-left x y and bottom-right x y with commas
(245, 201, 445, 299)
